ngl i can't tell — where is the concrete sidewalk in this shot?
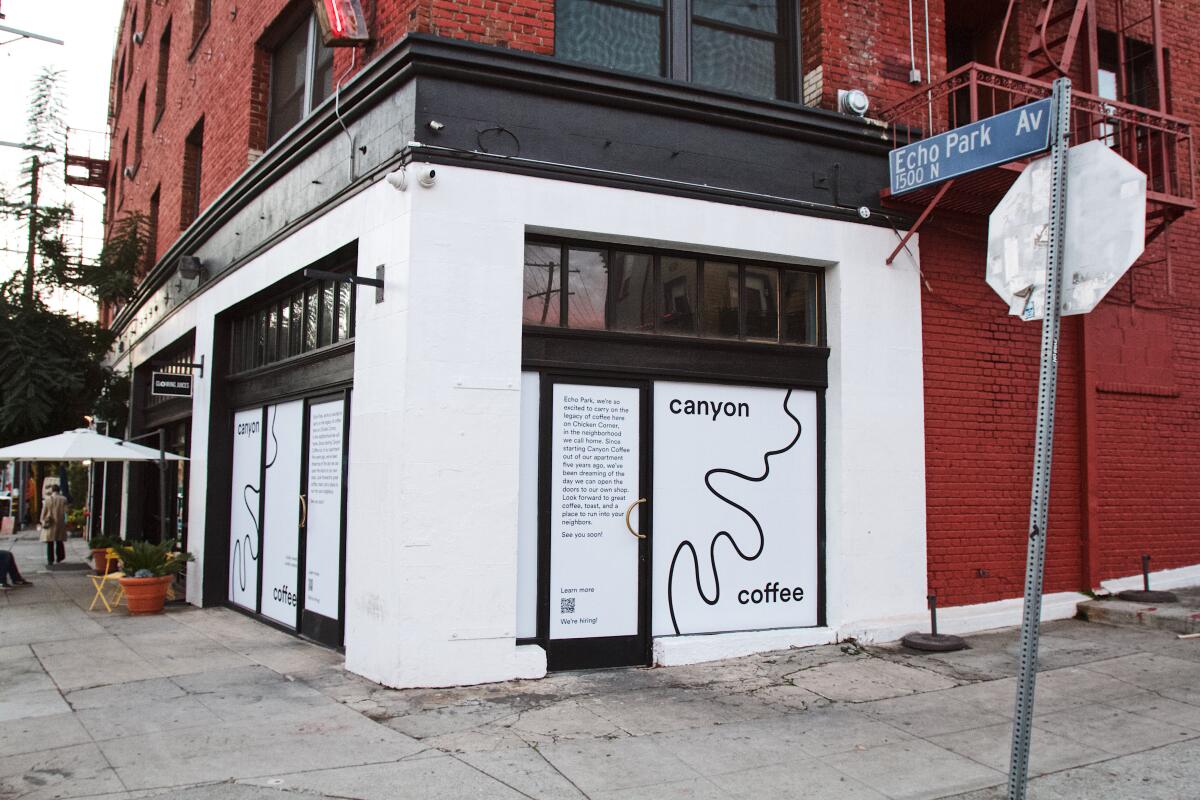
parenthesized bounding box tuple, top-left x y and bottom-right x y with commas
(2, 531, 1199, 799)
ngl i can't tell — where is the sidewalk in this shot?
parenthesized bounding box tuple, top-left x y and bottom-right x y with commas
(2, 530, 1199, 800)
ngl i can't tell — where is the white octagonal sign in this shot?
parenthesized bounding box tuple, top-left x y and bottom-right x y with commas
(987, 139, 1146, 320)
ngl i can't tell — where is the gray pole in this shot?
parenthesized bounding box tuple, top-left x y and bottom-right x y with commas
(1007, 76, 1072, 800)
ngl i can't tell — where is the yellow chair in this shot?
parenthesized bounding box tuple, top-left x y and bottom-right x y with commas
(88, 548, 125, 613)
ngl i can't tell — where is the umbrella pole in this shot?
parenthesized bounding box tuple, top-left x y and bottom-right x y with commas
(159, 429, 168, 544)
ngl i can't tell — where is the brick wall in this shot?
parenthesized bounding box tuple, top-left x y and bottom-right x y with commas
(918, 0, 1200, 602)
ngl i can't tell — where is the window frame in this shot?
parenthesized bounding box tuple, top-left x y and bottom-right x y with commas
(154, 20, 172, 130)
(523, 236, 824, 348)
(554, 0, 800, 102)
(266, 13, 332, 148)
(228, 262, 358, 376)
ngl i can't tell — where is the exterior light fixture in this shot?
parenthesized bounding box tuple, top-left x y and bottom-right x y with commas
(837, 89, 870, 117)
(177, 255, 205, 281)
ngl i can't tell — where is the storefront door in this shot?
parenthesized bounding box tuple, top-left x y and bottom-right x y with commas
(541, 378, 652, 670)
(226, 392, 349, 648)
(299, 394, 348, 647)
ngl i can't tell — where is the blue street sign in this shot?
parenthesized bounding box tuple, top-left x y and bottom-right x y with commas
(889, 97, 1053, 195)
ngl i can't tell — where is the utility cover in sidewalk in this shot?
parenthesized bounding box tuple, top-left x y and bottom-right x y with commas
(986, 140, 1146, 321)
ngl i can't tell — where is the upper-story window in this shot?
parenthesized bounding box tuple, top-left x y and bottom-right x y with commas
(523, 238, 821, 345)
(154, 22, 171, 127)
(192, 0, 211, 48)
(555, 0, 796, 100)
(268, 13, 334, 146)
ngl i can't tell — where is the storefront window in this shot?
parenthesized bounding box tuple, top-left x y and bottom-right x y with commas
(522, 239, 822, 346)
(701, 261, 739, 338)
(743, 266, 779, 341)
(522, 243, 563, 327)
(610, 252, 654, 333)
(229, 265, 357, 374)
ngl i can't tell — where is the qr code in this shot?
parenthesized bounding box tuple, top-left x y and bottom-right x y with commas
(560, 597, 576, 614)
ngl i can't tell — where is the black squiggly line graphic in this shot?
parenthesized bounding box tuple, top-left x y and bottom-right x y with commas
(232, 407, 277, 595)
(666, 389, 802, 635)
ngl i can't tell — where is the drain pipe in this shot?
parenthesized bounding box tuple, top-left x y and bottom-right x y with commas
(908, 0, 921, 83)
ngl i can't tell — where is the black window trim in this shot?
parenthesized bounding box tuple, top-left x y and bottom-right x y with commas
(524, 235, 825, 348)
(228, 260, 357, 377)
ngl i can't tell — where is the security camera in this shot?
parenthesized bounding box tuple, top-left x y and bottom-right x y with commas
(385, 169, 407, 191)
(837, 89, 870, 117)
(133, 31, 145, 45)
(177, 255, 204, 281)
(416, 164, 437, 188)
(123, 165, 135, 179)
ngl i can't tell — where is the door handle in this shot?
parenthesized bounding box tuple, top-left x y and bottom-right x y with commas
(299, 494, 307, 528)
(624, 498, 647, 539)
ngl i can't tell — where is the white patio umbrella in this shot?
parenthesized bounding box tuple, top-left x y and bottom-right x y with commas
(0, 428, 187, 462)
(0, 428, 187, 543)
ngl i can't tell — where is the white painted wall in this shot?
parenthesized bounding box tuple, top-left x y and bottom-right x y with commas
(118, 163, 929, 688)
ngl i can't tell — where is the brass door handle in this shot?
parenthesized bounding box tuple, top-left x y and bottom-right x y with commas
(624, 498, 647, 539)
(299, 495, 308, 528)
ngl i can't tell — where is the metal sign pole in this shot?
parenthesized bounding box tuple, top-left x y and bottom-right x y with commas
(1007, 76, 1071, 800)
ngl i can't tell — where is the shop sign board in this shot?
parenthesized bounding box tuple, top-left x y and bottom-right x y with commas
(151, 372, 193, 397)
(986, 139, 1147, 321)
(549, 384, 641, 640)
(889, 97, 1052, 195)
(652, 383, 818, 636)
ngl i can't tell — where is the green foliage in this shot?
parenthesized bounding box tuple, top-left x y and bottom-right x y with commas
(0, 291, 117, 446)
(87, 535, 119, 550)
(112, 538, 194, 577)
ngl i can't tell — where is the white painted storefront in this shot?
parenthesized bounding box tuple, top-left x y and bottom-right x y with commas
(116, 163, 942, 688)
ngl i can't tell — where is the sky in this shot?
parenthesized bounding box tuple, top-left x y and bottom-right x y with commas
(0, 0, 123, 319)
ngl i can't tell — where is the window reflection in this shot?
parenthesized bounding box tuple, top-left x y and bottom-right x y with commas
(701, 261, 739, 338)
(567, 248, 609, 330)
(522, 244, 562, 326)
(660, 257, 697, 335)
(520, 239, 820, 346)
(744, 266, 779, 340)
(610, 252, 654, 333)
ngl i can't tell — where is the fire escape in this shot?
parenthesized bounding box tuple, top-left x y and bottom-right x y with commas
(881, 0, 1194, 273)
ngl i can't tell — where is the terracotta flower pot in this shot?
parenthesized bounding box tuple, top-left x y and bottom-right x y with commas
(91, 549, 120, 575)
(118, 575, 174, 615)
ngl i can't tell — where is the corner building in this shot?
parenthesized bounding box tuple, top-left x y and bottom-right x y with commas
(100, 0, 1199, 687)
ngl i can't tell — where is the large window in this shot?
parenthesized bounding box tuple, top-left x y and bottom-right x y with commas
(268, 13, 334, 146)
(229, 268, 356, 374)
(523, 239, 821, 345)
(555, 0, 795, 100)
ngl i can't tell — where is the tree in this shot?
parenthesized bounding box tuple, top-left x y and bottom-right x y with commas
(0, 68, 135, 446)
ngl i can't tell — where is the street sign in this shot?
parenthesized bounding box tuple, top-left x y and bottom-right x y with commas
(151, 372, 193, 398)
(890, 97, 1052, 195)
(986, 139, 1146, 320)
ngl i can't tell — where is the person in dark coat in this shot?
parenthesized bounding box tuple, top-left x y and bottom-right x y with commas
(40, 484, 68, 565)
(0, 549, 32, 589)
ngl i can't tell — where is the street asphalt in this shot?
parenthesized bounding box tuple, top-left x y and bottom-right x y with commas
(2, 530, 1199, 800)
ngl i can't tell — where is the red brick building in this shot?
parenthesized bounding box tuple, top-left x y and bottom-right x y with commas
(100, 0, 1198, 687)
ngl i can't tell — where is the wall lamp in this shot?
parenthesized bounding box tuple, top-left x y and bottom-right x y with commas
(178, 255, 205, 280)
(304, 266, 386, 303)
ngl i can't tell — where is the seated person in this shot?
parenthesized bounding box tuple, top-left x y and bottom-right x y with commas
(0, 549, 32, 589)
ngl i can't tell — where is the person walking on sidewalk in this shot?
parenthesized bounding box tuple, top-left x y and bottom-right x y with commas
(40, 484, 68, 566)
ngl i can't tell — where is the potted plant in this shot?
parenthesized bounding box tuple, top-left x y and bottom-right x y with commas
(67, 508, 86, 535)
(113, 539, 194, 615)
(87, 536, 121, 574)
